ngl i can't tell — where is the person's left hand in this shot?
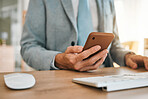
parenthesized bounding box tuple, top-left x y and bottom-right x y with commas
(125, 53, 148, 70)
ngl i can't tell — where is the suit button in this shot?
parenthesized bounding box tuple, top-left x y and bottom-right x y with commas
(71, 41, 75, 46)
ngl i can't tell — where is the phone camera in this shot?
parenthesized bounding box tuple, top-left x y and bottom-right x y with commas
(92, 37, 95, 40)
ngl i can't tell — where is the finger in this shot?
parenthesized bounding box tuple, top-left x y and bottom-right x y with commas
(126, 58, 138, 69)
(79, 54, 107, 71)
(65, 46, 83, 54)
(144, 57, 148, 70)
(82, 49, 108, 67)
(77, 45, 101, 61)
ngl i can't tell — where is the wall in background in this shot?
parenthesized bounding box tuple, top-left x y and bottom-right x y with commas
(0, 0, 30, 70)
(115, 0, 148, 55)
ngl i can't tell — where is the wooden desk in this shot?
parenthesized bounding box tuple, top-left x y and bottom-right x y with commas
(0, 67, 148, 99)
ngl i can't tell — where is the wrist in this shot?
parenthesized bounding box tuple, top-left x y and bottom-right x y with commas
(125, 52, 136, 58)
(55, 53, 65, 69)
(125, 52, 136, 65)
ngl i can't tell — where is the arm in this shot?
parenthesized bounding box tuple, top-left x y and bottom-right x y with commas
(110, 0, 148, 70)
(21, 0, 61, 70)
(110, 0, 131, 66)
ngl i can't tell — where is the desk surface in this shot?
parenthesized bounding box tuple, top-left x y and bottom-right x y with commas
(0, 67, 148, 99)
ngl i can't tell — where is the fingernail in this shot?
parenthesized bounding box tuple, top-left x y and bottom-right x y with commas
(105, 53, 107, 57)
(103, 50, 108, 54)
(95, 46, 101, 50)
(133, 65, 137, 69)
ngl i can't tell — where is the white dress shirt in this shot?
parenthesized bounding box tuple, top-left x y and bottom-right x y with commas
(72, 0, 99, 32)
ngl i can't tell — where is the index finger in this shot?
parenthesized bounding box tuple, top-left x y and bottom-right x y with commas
(76, 45, 101, 61)
(65, 46, 83, 54)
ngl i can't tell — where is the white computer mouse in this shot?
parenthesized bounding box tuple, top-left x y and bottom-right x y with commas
(4, 73, 36, 90)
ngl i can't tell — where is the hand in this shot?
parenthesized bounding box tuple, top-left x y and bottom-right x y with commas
(125, 53, 148, 70)
(55, 45, 108, 71)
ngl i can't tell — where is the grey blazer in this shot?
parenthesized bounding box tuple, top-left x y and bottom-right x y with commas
(21, 0, 130, 70)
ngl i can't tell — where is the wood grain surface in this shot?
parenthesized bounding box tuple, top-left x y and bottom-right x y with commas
(0, 67, 148, 99)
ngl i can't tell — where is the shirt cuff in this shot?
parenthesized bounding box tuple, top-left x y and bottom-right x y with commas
(50, 55, 60, 70)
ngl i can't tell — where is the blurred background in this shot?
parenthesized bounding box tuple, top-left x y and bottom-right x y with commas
(0, 0, 148, 72)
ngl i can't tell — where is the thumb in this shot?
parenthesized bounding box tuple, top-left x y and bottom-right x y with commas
(65, 46, 83, 54)
(126, 58, 137, 69)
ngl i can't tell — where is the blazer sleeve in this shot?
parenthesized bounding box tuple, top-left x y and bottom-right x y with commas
(20, 0, 61, 70)
(110, 0, 131, 66)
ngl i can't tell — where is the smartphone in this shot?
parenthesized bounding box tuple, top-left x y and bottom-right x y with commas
(83, 32, 115, 51)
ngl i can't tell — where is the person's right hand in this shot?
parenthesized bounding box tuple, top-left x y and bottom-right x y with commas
(55, 45, 108, 71)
